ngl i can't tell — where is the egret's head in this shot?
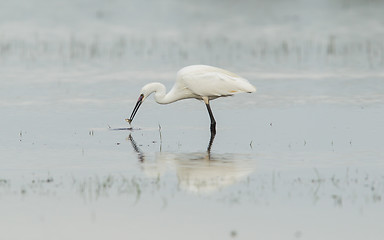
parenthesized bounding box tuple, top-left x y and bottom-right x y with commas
(139, 84, 155, 102)
(126, 83, 162, 124)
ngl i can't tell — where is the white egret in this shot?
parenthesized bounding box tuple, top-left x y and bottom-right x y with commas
(126, 65, 256, 132)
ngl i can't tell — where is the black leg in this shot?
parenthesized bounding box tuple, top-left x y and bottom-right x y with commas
(207, 129, 216, 155)
(205, 103, 216, 133)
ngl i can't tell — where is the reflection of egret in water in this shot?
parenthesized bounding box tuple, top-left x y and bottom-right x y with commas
(128, 134, 145, 162)
(128, 133, 254, 194)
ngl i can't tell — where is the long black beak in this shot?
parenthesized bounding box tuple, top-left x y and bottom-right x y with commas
(126, 94, 144, 124)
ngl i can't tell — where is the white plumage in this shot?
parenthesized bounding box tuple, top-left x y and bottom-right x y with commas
(176, 65, 256, 101)
(127, 65, 256, 132)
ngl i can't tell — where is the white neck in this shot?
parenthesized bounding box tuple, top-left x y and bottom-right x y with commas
(143, 82, 181, 104)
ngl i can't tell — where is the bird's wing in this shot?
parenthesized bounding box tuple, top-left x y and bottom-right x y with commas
(181, 71, 256, 97)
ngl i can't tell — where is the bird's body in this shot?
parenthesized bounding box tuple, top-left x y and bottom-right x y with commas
(127, 65, 256, 133)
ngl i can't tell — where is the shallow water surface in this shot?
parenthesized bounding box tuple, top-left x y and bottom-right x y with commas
(1, 86, 383, 239)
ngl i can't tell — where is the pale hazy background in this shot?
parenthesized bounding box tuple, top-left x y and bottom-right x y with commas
(1, 1, 384, 240)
